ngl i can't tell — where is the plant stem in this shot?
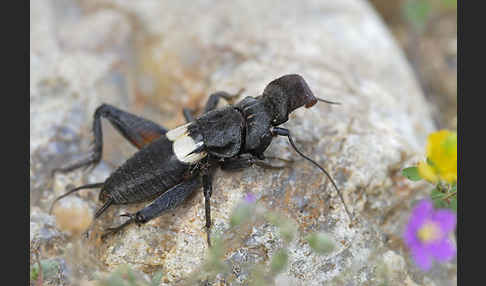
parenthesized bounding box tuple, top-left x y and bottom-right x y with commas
(442, 191, 457, 200)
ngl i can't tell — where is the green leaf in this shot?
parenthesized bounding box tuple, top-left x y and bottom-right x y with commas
(264, 211, 280, 226)
(104, 274, 126, 286)
(431, 188, 448, 208)
(30, 266, 39, 281)
(151, 271, 163, 286)
(270, 249, 288, 274)
(442, 0, 457, 9)
(449, 196, 457, 212)
(264, 212, 297, 243)
(431, 188, 457, 211)
(248, 267, 266, 286)
(278, 219, 297, 244)
(30, 259, 61, 282)
(305, 232, 336, 255)
(203, 234, 227, 274)
(402, 0, 432, 31)
(230, 204, 253, 227)
(402, 167, 422, 181)
(450, 184, 457, 192)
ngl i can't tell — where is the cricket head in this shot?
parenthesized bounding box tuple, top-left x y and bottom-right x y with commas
(262, 74, 339, 126)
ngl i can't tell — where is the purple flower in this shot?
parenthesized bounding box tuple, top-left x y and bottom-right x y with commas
(244, 192, 257, 204)
(403, 200, 456, 271)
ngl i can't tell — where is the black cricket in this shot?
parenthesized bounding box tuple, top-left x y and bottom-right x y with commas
(50, 74, 351, 244)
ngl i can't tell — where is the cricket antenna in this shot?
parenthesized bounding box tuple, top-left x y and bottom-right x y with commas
(275, 128, 352, 222)
(317, 98, 341, 105)
(49, 183, 104, 214)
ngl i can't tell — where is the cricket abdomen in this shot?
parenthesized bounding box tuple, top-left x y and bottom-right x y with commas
(100, 136, 191, 204)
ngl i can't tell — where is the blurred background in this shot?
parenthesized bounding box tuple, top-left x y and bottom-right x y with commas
(370, 0, 457, 130)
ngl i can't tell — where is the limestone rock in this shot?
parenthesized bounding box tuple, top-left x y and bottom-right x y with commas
(30, 0, 455, 285)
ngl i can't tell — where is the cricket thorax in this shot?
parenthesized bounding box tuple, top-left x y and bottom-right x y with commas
(190, 107, 245, 158)
(235, 97, 273, 155)
(167, 107, 246, 162)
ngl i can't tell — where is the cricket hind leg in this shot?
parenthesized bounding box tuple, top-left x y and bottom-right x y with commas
(52, 104, 168, 175)
(182, 89, 245, 122)
(101, 176, 202, 240)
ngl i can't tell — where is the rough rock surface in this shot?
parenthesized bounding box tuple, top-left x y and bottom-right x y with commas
(30, 0, 455, 285)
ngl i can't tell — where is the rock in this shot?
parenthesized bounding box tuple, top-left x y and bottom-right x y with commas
(30, 0, 455, 285)
(51, 197, 93, 236)
(30, 207, 67, 257)
(58, 9, 132, 52)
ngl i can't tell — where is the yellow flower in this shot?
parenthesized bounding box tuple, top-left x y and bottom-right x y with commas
(418, 130, 457, 184)
(417, 161, 438, 183)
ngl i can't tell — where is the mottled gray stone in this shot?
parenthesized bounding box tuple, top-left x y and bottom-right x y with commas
(30, 0, 455, 285)
(30, 208, 65, 246)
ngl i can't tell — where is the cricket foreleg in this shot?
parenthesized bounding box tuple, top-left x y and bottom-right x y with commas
(202, 89, 244, 113)
(220, 154, 293, 171)
(101, 176, 202, 240)
(182, 89, 245, 122)
(202, 173, 213, 246)
(53, 104, 168, 175)
(183, 108, 196, 122)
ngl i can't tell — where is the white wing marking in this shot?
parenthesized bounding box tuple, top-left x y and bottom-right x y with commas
(167, 123, 207, 164)
(166, 122, 191, 141)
